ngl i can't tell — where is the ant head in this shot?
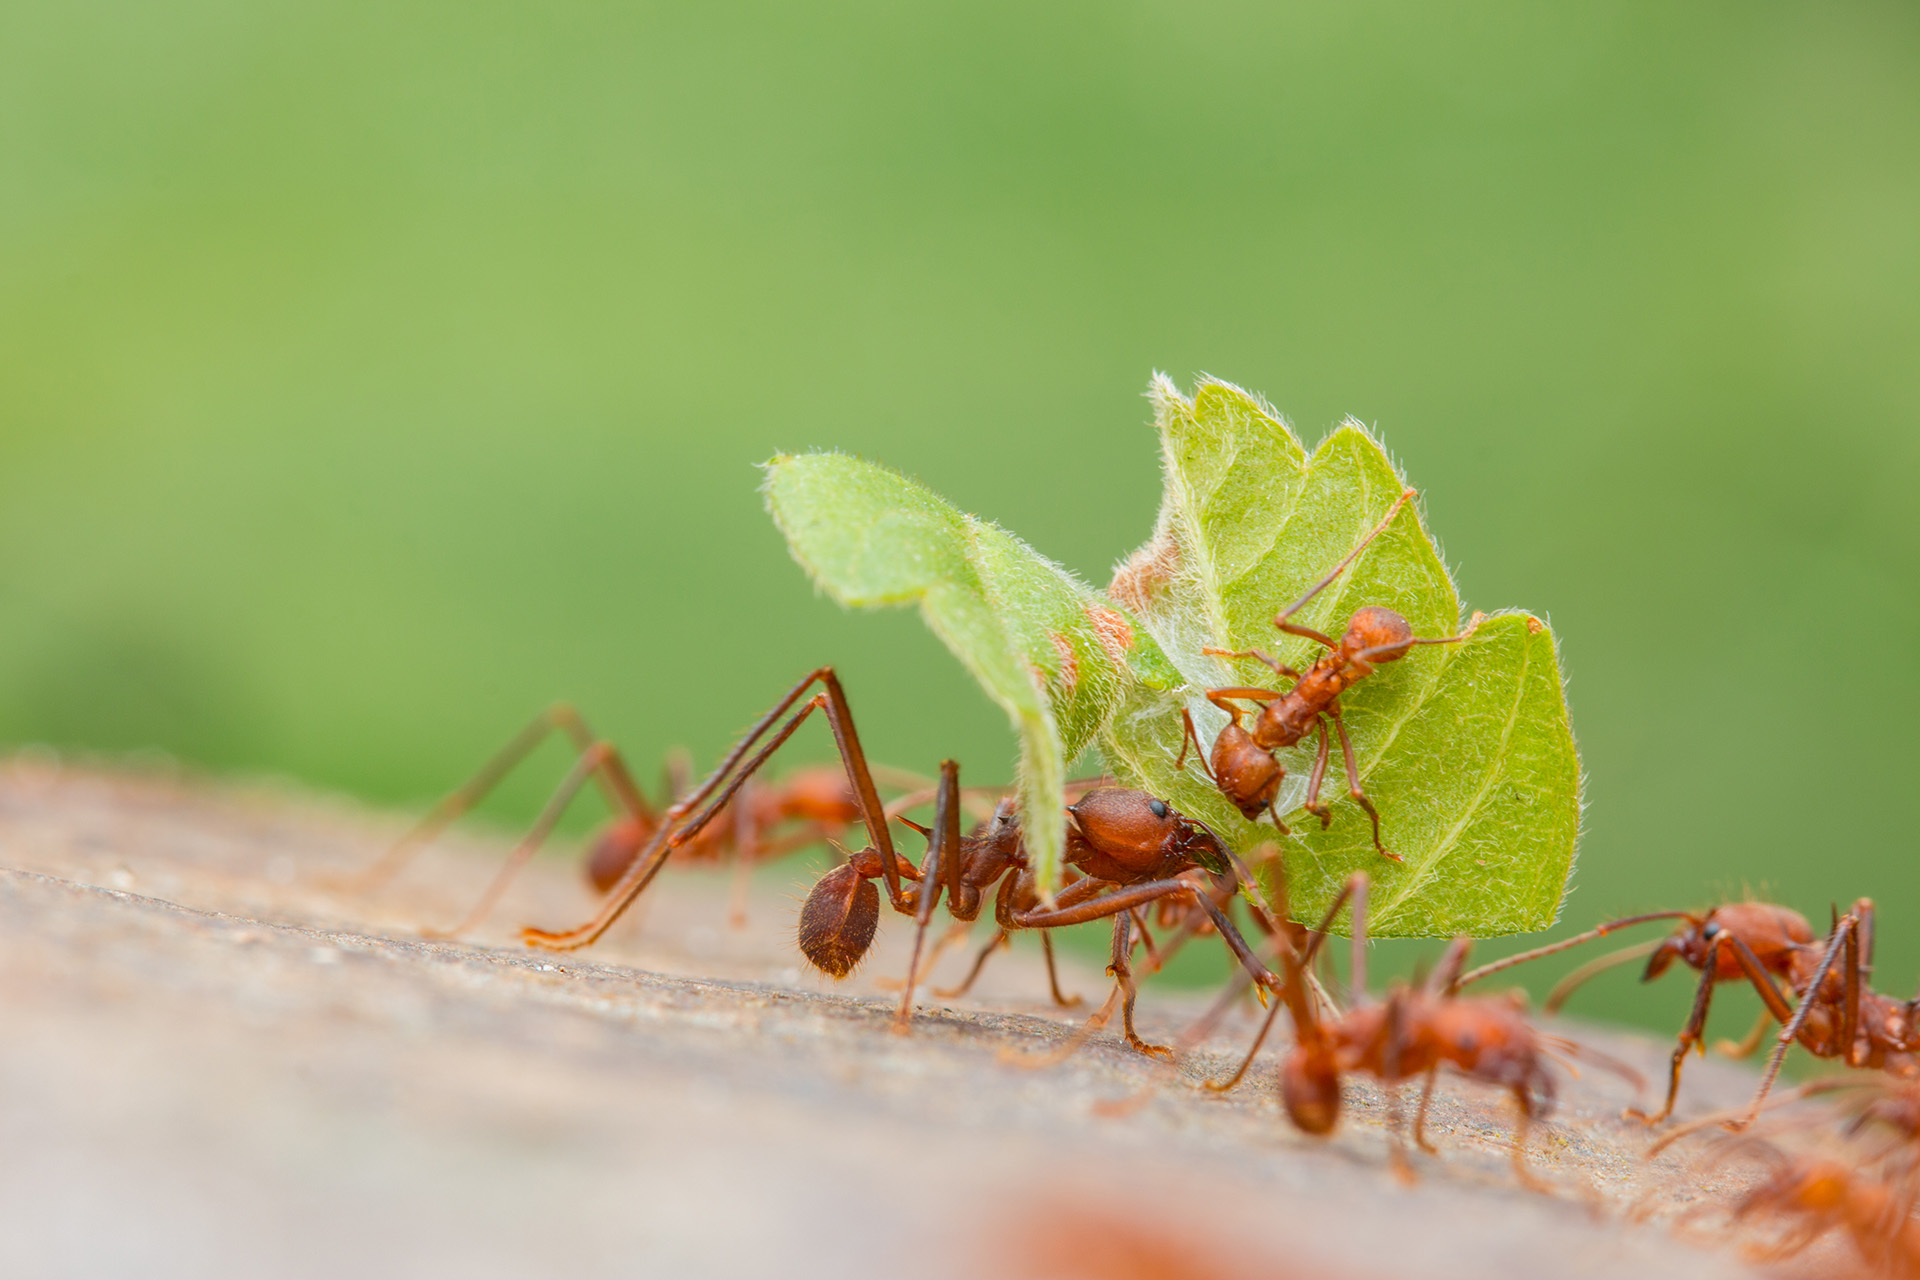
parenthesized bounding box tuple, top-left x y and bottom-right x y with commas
(796, 859, 881, 979)
(1069, 789, 1230, 876)
(1280, 1046, 1342, 1135)
(1068, 788, 1183, 863)
(1342, 606, 1414, 663)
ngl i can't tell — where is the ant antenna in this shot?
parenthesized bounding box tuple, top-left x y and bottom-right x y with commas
(1274, 488, 1415, 625)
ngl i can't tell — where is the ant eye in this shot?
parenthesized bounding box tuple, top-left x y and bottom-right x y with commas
(1148, 799, 1169, 819)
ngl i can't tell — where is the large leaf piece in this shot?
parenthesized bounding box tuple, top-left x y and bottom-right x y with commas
(763, 453, 1180, 893)
(1103, 377, 1579, 935)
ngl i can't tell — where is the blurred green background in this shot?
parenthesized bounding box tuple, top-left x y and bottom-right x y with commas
(3, 0, 1915, 1034)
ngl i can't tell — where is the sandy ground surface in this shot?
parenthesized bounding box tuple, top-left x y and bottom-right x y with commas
(0, 757, 1861, 1279)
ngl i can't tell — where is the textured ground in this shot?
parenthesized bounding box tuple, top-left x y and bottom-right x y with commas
(0, 757, 1855, 1279)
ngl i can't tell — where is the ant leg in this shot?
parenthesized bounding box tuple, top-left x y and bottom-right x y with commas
(936, 929, 1008, 998)
(1175, 709, 1216, 780)
(1451, 912, 1695, 993)
(1301, 721, 1335, 828)
(1328, 705, 1398, 862)
(1348, 873, 1371, 999)
(358, 704, 649, 893)
(1508, 1090, 1549, 1192)
(1204, 994, 1284, 1092)
(1012, 880, 1278, 1059)
(524, 668, 910, 952)
(1739, 912, 1859, 1129)
(896, 761, 963, 1030)
(1040, 931, 1081, 1007)
(1108, 910, 1174, 1060)
(424, 741, 638, 939)
(1130, 907, 1163, 971)
(725, 783, 756, 928)
(1854, 898, 1875, 978)
(1381, 993, 1417, 1183)
(1272, 489, 1416, 632)
(1714, 1010, 1774, 1059)
(1205, 686, 1283, 712)
(1413, 1067, 1441, 1154)
(1200, 647, 1303, 680)
(1841, 919, 1861, 1069)
(1630, 937, 1723, 1125)
(1425, 937, 1475, 997)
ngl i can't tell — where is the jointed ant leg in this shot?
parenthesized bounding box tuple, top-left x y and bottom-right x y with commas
(1175, 709, 1215, 779)
(1508, 1091, 1548, 1192)
(1327, 704, 1397, 861)
(1716, 1010, 1774, 1060)
(1200, 646, 1302, 680)
(725, 783, 756, 928)
(359, 703, 650, 893)
(523, 668, 910, 952)
(1108, 909, 1172, 1060)
(938, 930, 1009, 998)
(1741, 911, 1860, 1128)
(425, 741, 637, 939)
(1040, 931, 1081, 1007)
(1381, 993, 1414, 1182)
(1301, 721, 1334, 828)
(1413, 1067, 1441, 1154)
(896, 760, 963, 1029)
(1632, 936, 1723, 1124)
(1271, 489, 1415, 633)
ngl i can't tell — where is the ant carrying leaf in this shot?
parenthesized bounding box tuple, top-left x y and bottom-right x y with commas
(765, 374, 1581, 937)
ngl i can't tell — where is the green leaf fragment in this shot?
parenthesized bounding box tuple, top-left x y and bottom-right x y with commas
(761, 375, 1582, 938)
(1104, 376, 1580, 936)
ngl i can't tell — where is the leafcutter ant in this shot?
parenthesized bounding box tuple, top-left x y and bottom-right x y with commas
(507, 668, 1281, 1051)
(1706, 1138, 1920, 1275)
(1210, 872, 1634, 1186)
(1456, 898, 1916, 1126)
(356, 702, 876, 938)
(1176, 488, 1475, 860)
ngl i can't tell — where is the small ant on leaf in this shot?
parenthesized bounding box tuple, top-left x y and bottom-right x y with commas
(1177, 488, 1476, 860)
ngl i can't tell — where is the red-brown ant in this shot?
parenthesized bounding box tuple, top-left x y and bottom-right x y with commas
(1712, 1140, 1920, 1275)
(356, 703, 872, 937)
(1177, 488, 1475, 860)
(506, 668, 1281, 1048)
(1209, 873, 1631, 1185)
(1458, 897, 1918, 1127)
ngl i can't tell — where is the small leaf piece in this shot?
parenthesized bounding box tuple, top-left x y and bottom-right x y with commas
(763, 453, 1179, 894)
(1103, 377, 1580, 936)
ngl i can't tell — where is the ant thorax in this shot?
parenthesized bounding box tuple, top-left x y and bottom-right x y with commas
(1253, 655, 1360, 749)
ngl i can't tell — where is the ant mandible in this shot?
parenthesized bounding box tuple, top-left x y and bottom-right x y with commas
(1177, 488, 1475, 860)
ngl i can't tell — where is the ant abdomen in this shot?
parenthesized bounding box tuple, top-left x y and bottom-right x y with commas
(1342, 605, 1414, 663)
(797, 862, 880, 978)
(1210, 723, 1284, 820)
(1280, 1051, 1342, 1134)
